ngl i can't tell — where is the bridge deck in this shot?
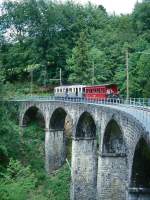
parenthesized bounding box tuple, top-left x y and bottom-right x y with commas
(12, 96, 150, 134)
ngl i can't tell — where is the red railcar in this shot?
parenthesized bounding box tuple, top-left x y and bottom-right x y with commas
(84, 84, 119, 100)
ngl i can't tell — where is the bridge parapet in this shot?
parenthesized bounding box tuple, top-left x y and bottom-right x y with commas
(12, 96, 150, 134)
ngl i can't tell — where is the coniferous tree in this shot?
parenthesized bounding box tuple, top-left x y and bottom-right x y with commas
(67, 31, 91, 84)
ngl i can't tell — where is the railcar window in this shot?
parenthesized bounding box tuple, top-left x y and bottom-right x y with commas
(79, 88, 81, 92)
(69, 88, 72, 92)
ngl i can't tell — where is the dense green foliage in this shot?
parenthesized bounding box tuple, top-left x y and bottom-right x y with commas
(0, 102, 71, 199)
(0, 0, 150, 97)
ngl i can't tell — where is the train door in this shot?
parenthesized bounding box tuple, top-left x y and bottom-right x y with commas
(65, 88, 68, 97)
(75, 88, 78, 96)
(82, 88, 85, 98)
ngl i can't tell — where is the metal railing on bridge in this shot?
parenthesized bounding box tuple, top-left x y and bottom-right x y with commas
(11, 96, 150, 109)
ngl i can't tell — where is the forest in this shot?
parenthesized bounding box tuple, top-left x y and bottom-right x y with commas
(0, 0, 150, 199)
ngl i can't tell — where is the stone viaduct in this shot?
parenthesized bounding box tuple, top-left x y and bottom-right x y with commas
(18, 98, 150, 200)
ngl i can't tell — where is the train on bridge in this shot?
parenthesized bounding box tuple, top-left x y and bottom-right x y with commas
(54, 84, 119, 100)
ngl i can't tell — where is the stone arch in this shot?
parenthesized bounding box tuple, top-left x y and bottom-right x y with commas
(50, 107, 68, 130)
(76, 111, 96, 138)
(20, 105, 46, 171)
(97, 118, 127, 200)
(21, 105, 45, 128)
(102, 119, 125, 155)
(71, 111, 97, 200)
(47, 107, 73, 171)
(130, 137, 150, 188)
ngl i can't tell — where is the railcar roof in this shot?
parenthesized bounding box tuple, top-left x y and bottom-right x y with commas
(84, 84, 117, 88)
(54, 85, 86, 89)
(54, 83, 117, 89)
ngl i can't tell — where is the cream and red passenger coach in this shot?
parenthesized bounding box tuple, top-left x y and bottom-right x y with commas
(54, 84, 119, 100)
(54, 85, 86, 98)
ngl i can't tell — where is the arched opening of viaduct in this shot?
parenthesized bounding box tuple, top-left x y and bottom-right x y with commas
(97, 119, 127, 200)
(71, 111, 98, 200)
(103, 119, 125, 155)
(21, 106, 45, 169)
(129, 137, 150, 199)
(45, 107, 73, 172)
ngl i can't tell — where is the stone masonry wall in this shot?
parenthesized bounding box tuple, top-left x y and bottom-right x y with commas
(19, 101, 149, 200)
(45, 129, 66, 173)
(71, 139, 97, 200)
